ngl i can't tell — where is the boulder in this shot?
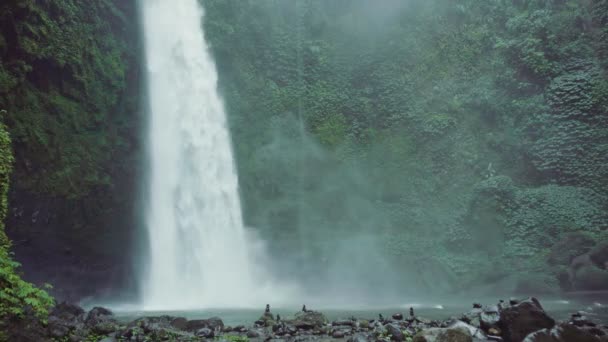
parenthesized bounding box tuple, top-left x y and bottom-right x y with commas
(499, 297, 555, 342)
(118, 315, 194, 341)
(385, 323, 405, 341)
(523, 323, 601, 342)
(247, 329, 261, 338)
(348, 333, 371, 342)
(171, 317, 188, 330)
(480, 305, 500, 332)
(185, 316, 224, 332)
(85, 307, 117, 334)
(196, 327, 214, 338)
(47, 302, 87, 338)
(333, 330, 346, 338)
(412, 325, 473, 342)
(449, 321, 487, 340)
(290, 311, 328, 330)
(393, 313, 404, 321)
(333, 319, 355, 326)
(257, 312, 276, 327)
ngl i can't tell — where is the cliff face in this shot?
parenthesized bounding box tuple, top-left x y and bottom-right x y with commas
(0, 0, 142, 301)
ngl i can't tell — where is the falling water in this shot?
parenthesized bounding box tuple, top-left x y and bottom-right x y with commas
(140, 0, 273, 309)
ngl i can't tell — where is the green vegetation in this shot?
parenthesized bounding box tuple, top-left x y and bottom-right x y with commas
(0, 115, 53, 339)
(0, 0, 140, 299)
(203, 0, 608, 293)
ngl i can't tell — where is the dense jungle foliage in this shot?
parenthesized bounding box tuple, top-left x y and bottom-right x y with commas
(203, 0, 608, 294)
(0, 0, 141, 300)
(0, 119, 53, 340)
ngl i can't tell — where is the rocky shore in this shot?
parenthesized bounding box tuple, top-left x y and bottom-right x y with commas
(5, 297, 608, 342)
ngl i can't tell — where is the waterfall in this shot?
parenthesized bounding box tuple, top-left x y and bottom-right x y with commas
(140, 0, 271, 309)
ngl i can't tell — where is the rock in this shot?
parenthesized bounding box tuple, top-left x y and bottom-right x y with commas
(461, 308, 482, 327)
(386, 323, 404, 341)
(333, 330, 346, 338)
(523, 323, 601, 342)
(334, 319, 355, 326)
(413, 325, 473, 342)
(572, 312, 596, 327)
(393, 313, 404, 321)
(499, 297, 555, 342)
(349, 333, 370, 342)
(186, 316, 224, 332)
(480, 305, 500, 332)
(171, 317, 188, 330)
(247, 329, 261, 338)
(257, 312, 276, 327)
(85, 307, 117, 334)
(449, 321, 486, 340)
(360, 320, 370, 329)
(196, 327, 214, 338)
(290, 311, 328, 330)
(47, 302, 87, 338)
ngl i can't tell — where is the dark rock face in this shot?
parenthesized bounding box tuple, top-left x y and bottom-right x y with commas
(499, 298, 555, 342)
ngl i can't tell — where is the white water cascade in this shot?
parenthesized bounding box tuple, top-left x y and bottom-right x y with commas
(141, 0, 278, 309)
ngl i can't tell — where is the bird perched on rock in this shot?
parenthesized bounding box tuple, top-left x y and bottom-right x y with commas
(409, 307, 415, 317)
(265, 304, 270, 313)
(277, 314, 281, 322)
(378, 313, 384, 322)
(302, 305, 307, 312)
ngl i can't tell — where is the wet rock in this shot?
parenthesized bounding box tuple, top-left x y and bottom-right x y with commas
(480, 305, 500, 332)
(334, 319, 355, 326)
(247, 329, 261, 338)
(234, 325, 248, 333)
(258, 312, 276, 327)
(290, 310, 328, 330)
(171, 317, 188, 330)
(333, 330, 346, 338)
(499, 297, 555, 342)
(572, 312, 596, 327)
(47, 302, 86, 338)
(85, 307, 117, 334)
(461, 307, 482, 327)
(413, 325, 473, 342)
(448, 321, 486, 340)
(386, 323, 405, 341)
(393, 313, 404, 321)
(186, 316, 224, 332)
(348, 333, 370, 342)
(523, 323, 600, 342)
(196, 327, 214, 338)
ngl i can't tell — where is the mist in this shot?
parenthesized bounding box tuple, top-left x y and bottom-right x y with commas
(203, 0, 608, 304)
